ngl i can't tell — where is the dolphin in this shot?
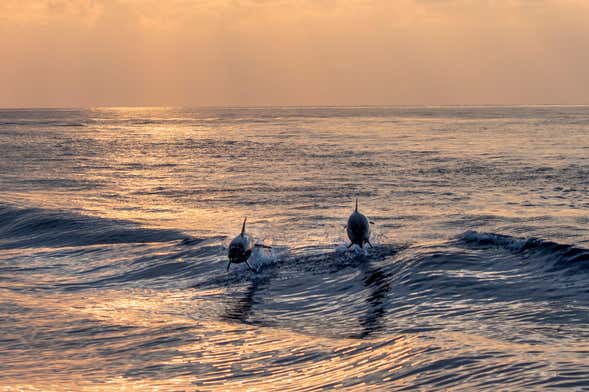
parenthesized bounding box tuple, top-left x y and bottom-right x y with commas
(346, 198, 373, 248)
(227, 217, 271, 272)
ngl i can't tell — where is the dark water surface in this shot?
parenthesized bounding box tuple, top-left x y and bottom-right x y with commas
(1, 107, 588, 390)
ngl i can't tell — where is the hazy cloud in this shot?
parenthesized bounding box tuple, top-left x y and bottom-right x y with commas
(1, 0, 589, 106)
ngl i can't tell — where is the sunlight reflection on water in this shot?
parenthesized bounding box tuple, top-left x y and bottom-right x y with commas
(1, 107, 588, 390)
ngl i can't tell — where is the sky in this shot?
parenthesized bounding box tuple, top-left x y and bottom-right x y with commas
(1, 0, 589, 107)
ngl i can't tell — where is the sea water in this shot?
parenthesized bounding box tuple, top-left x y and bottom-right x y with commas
(1, 106, 588, 390)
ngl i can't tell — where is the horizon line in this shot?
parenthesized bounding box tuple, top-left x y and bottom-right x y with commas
(2, 103, 589, 110)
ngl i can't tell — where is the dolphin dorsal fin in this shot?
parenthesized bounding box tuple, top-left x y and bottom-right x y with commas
(355, 198, 358, 212)
(240, 217, 247, 237)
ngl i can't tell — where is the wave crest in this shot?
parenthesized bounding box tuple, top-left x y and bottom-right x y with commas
(460, 230, 589, 272)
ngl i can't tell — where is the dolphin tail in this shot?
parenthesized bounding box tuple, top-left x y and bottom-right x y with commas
(355, 198, 358, 212)
(240, 217, 247, 237)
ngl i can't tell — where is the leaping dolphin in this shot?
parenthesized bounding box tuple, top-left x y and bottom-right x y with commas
(346, 199, 373, 248)
(227, 218, 271, 272)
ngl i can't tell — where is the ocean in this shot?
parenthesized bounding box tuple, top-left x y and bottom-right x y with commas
(1, 106, 588, 390)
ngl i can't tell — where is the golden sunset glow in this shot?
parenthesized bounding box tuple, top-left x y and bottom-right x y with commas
(2, 0, 589, 106)
(6, 287, 586, 391)
(2, 2, 589, 391)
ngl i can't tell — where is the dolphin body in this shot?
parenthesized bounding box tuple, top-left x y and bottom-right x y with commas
(346, 199, 373, 248)
(227, 218, 270, 272)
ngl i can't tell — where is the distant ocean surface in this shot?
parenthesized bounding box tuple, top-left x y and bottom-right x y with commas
(1, 106, 588, 390)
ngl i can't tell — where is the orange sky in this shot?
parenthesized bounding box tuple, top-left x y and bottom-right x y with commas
(1, 0, 589, 107)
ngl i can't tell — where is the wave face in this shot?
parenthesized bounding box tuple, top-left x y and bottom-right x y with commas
(0, 204, 188, 249)
(1, 106, 589, 390)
